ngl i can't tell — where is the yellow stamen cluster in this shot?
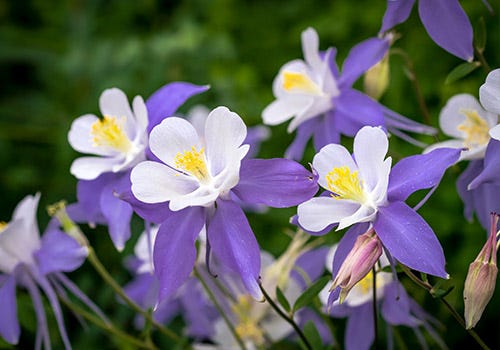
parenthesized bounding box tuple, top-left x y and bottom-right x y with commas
(232, 295, 264, 345)
(90, 115, 132, 153)
(282, 71, 323, 95)
(357, 270, 374, 295)
(326, 166, 366, 203)
(0, 221, 7, 233)
(174, 146, 210, 182)
(457, 109, 490, 148)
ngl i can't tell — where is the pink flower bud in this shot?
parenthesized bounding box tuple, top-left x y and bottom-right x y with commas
(463, 213, 499, 329)
(331, 228, 383, 303)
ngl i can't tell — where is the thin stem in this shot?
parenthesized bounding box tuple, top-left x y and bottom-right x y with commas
(372, 267, 379, 350)
(400, 265, 491, 350)
(193, 267, 247, 350)
(259, 284, 312, 350)
(390, 48, 432, 126)
(60, 296, 156, 349)
(86, 247, 183, 344)
(475, 46, 491, 73)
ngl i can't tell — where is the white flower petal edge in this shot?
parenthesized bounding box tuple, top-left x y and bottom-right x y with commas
(131, 106, 249, 211)
(298, 197, 360, 232)
(68, 88, 148, 180)
(480, 68, 500, 115)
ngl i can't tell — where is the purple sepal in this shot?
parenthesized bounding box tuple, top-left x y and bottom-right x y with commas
(0, 274, 19, 344)
(339, 37, 389, 88)
(418, 0, 473, 61)
(388, 147, 460, 202)
(146, 82, 209, 132)
(154, 206, 205, 303)
(35, 228, 87, 275)
(469, 140, 500, 189)
(124, 273, 159, 310)
(292, 247, 330, 290)
(380, 0, 416, 33)
(312, 112, 341, 152)
(297, 308, 335, 346)
(119, 189, 174, 225)
(335, 89, 385, 136)
(374, 202, 447, 278)
(208, 199, 262, 300)
(381, 282, 420, 327)
(345, 302, 374, 350)
(233, 158, 318, 208)
(286, 118, 320, 160)
(457, 160, 483, 222)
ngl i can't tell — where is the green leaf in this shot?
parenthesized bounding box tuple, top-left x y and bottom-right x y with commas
(276, 286, 291, 313)
(303, 321, 323, 350)
(431, 285, 455, 299)
(445, 62, 480, 84)
(474, 17, 487, 53)
(292, 276, 330, 313)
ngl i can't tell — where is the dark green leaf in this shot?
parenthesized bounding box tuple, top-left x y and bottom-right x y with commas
(292, 276, 330, 312)
(431, 286, 455, 299)
(445, 62, 481, 84)
(474, 17, 487, 53)
(303, 321, 323, 350)
(276, 286, 291, 313)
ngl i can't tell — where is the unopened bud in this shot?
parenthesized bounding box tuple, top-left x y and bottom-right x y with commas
(463, 213, 499, 329)
(364, 53, 390, 100)
(330, 228, 382, 303)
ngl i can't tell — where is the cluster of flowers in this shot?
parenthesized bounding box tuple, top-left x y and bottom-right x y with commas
(1, 1, 498, 349)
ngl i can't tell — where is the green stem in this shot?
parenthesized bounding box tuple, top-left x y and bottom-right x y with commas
(60, 296, 156, 349)
(193, 267, 247, 350)
(475, 45, 491, 73)
(86, 247, 183, 345)
(259, 284, 312, 350)
(400, 265, 491, 350)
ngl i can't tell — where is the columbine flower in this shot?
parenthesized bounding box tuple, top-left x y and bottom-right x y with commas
(0, 194, 98, 348)
(298, 126, 460, 278)
(262, 27, 435, 160)
(130, 106, 317, 303)
(380, 0, 473, 61)
(464, 213, 499, 329)
(320, 245, 445, 350)
(424, 94, 497, 160)
(67, 83, 208, 250)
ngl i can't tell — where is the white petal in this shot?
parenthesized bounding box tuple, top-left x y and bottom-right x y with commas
(313, 143, 357, 191)
(297, 196, 360, 232)
(10, 193, 41, 262)
(271, 60, 309, 97)
(186, 105, 210, 137)
(370, 157, 392, 205)
(480, 69, 500, 115)
(337, 205, 376, 231)
(132, 95, 149, 136)
(205, 107, 248, 176)
(168, 187, 219, 211)
(287, 95, 331, 132)
(68, 114, 115, 156)
(149, 117, 201, 167)
(489, 124, 500, 141)
(439, 94, 491, 138)
(262, 96, 311, 126)
(353, 126, 389, 192)
(423, 139, 482, 161)
(212, 145, 249, 192)
(131, 161, 197, 204)
(0, 219, 33, 272)
(99, 88, 134, 121)
(70, 156, 121, 180)
(301, 27, 322, 70)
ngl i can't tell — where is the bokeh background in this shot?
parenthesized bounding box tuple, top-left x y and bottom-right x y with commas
(1, 0, 499, 348)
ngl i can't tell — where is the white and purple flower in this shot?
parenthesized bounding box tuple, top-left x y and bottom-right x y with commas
(262, 27, 436, 160)
(298, 126, 460, 279)
(0, 194, 99, 348)
(129, 106, 318, 303)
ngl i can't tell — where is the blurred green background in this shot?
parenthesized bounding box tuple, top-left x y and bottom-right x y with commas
(1, 0, 499, 349)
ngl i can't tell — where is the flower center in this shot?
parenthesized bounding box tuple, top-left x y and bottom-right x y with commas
(326, 166, 366, 203)
(232, 295, 264, 345)
(0, 221, 7, 233)
(174, 146, 210, 183)
(90, 115, 132, 153)
(357, 270, 374, 295)
(457, 109, 490, 148)
(282, 71, 323, 95)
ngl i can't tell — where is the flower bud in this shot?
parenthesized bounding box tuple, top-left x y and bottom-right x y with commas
(364, 53, 390, 100)
(330, 228, 383, 303)
(463, 213, 499, 329)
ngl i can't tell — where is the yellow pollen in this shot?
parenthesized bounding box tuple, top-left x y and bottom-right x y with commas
(326, 166, 366, 202)
(282, 71, 323, 95)
(0, 221, 7, 233)
(90, 115, 132, 153)
(174, 146, 210, 182)
(231, 295, 264, 345)
(357, 270, 374, 295)
(457, 109, 490, 148)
